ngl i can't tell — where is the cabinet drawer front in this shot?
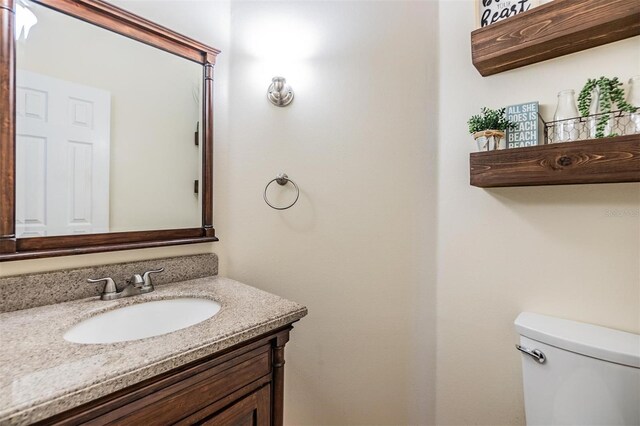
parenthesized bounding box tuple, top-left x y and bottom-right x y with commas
(92, 348, 271, 425)
(200, 385, 271, 426)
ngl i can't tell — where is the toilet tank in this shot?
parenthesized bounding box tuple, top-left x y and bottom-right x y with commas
(515, 312, 640, 426)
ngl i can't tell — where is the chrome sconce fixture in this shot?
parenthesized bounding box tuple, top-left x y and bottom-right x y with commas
(267, 77, 294, 107)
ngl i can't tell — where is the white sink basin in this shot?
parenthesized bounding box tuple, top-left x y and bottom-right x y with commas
(64, 298, 221, 344)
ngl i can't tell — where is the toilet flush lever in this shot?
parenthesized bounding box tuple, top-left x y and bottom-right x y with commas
(515, 344, 546, 364)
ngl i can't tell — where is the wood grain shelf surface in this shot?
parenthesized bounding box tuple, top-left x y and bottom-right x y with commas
(471, 0, 640, 76)
(470, 135, 640, 187)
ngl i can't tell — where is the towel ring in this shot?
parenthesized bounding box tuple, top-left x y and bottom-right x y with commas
(264, 173, 299, 210)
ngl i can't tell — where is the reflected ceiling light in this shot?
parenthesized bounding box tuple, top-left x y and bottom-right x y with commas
(15, 0, 38, 41)
(267, 77, 294, 107)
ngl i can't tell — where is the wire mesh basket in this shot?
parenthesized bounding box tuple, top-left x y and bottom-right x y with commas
(543, 110, 640, 144)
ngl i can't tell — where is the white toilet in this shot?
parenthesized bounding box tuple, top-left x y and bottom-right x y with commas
(515, 312, 640, 425)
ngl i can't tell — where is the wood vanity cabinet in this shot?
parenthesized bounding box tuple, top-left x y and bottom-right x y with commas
(36, 326, 294, 426)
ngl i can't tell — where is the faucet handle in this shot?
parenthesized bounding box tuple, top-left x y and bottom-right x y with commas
(126, 274, 144, 288)
(142, 268, 164, 288)
(87, 277, 117, 296)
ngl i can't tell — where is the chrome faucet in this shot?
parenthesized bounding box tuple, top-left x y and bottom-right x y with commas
(88, 268, 164, 301)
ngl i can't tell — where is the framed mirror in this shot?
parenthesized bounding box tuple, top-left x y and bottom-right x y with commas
(0, 0, 220, 260)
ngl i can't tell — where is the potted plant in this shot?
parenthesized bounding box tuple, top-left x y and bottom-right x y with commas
(577, 76, 637, 138)
(468, 107, 517, 151)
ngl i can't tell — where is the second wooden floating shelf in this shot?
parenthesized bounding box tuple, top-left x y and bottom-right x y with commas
(470, 135, 640, 188)
(471, 0, 640, 76)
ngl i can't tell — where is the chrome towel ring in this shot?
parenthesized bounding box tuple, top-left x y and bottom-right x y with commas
(264, 173, 299, 210)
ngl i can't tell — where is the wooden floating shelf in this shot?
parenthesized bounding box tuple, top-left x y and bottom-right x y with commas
(470, 135, 640, 188)
(471, 0, 640, 76)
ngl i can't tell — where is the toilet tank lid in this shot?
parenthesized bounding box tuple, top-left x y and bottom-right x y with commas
(515, 312, 640, 368)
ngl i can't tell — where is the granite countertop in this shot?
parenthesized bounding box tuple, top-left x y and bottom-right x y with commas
(0, 276, 307, 425)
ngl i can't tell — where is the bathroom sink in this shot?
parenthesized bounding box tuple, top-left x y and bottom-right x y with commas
(64, 298, 221, 344)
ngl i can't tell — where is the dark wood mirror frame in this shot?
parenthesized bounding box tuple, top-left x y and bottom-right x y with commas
(0, 0, 220, 261)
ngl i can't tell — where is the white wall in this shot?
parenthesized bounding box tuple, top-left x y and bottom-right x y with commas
(436, 2, 640, 424)
(218, 2, 439, 424)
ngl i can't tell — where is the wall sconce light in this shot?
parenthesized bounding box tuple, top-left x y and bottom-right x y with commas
(267, 77, 294, 107)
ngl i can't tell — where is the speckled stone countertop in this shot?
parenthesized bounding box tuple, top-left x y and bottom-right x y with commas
(0, 277, 307, 425)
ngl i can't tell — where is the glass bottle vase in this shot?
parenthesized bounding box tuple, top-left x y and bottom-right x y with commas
(624, 75, 640, 135)
(553, 90, 580, 143)
(586, 87, 613, 139)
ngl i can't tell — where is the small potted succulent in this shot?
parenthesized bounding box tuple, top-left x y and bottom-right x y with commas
(468, 107, 517, 151)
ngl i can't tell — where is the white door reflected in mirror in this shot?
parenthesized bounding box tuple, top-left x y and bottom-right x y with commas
(16, 70, 111, 237)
